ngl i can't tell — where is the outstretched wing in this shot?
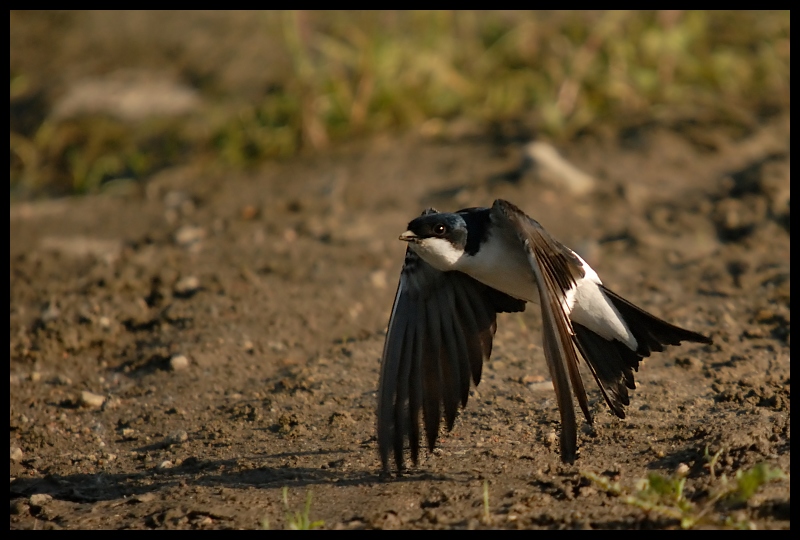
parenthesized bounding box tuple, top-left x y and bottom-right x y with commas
(491, 199, 712, 463)
(490, 199, 590, 464)
(377, 233, 525, 472)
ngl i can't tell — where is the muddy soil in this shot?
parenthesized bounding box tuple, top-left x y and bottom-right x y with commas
(10, 117, 790, 529)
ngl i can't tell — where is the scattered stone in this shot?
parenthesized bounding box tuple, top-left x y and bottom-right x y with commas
(528, 379, 555, 392)
(240, 205, 259, 220)
(544, 430, 558, 447)
(52, 70, 201, 122)
(349, 302, 364, 319)
(283, 228, 298, 243)
(170, 355, 190, 371)
(675, 463, 690, 477)
(242, 340, 255, 354)
(79, 391, 106, 409)
(102, 396, 122, 410)
(196, 515, 214, 527)
(174, 225, 206, 248)
(525, 141, 596, 196)
(157, 460, 173, 469)
(29, 493, 53, 507)
(370, 270, 387, 289)
(165, 429, 189, 446)
(521, 374, 545, 384)
(10, 446, 24, 462)
(29, 371, 42, 383)
(174, 276, 200, 296)
(51, 374, 72, 386)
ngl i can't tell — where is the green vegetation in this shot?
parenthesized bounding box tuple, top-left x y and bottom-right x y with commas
(261, 487, 324, 530)
(10, 11, 790, 197)
(583, 447, 786, 529)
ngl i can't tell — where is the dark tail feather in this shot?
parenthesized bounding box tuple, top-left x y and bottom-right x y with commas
(600, 285, 712, 356)
(573, 287, 712, 418)
(573, 323, 640, 418)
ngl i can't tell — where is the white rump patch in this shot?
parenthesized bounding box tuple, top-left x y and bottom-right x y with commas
(569, 253, 637, 349)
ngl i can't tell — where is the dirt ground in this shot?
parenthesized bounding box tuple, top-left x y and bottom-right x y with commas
(10, 113, 790, 528)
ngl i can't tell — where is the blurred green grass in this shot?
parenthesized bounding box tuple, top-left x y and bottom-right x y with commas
(9, 10, 790, 198)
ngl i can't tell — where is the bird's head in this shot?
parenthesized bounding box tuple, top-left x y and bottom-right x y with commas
(400, 211, 468, 271)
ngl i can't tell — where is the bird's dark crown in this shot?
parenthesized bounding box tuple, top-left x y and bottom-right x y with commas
(406, 212, 468, 245)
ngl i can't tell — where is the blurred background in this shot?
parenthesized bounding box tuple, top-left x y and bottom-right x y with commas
(10, 10, 790, 199)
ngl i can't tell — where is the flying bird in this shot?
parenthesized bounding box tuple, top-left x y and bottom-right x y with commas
(377, 199, 711, 471)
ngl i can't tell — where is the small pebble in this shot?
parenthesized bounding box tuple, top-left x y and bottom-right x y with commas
(170, 355, 189, 371)
(240, 205, 259, 220)
(79, 391, 106, 409)
(174, 276, 200, 296)
(10, 446, 23, 462)
(545, 431, 558, 447)
(102, 397, 121, 410)
(522, 374, 545, 384)
(52, 374, 72, 386)
(166, 429, 188, 446)
(29, 493, 52, 507)
(370, 270, 387, 289)
(174, 225, 205, 247)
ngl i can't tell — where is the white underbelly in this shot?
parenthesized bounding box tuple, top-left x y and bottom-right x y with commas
(455, 229, 540, 303)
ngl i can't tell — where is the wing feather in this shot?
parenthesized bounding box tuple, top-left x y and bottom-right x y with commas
(491, 199, 590, 464)
(377, 242, 525, 471)
(436, 282, 465, 430)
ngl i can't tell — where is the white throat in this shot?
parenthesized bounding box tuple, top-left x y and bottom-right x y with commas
(409, 237, 464, 272)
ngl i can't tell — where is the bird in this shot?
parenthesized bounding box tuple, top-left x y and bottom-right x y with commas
(377, 199, 712, 472)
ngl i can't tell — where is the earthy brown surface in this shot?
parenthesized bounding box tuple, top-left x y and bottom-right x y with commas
(10, 118, 790, 529)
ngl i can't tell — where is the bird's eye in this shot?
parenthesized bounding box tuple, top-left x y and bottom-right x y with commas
(433, 224, 447, 235)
